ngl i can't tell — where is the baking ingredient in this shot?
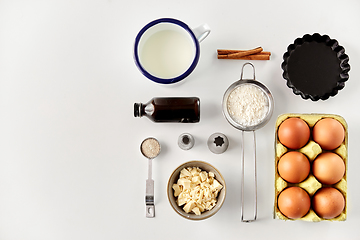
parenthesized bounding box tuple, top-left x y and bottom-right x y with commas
(313, 118, 345, 150)
(275, 114, 348, 222)
(218, 54, 270, 60)
(278, 151, 310, 183)
(217, 48, 271, 60)
(218, 47, 262, 59)
(140, 29, 194, 79)
(312, 152, 345, 185)
(227, 84, 269, 127)
(312, 187, 345, 219)
(218, 49, 271, 55)
(141, 138, 160, 158)
(278, 117, 310, 149)
(277, 187, 311, 219)
(134, 97, 200, 123)
(172, 167, 223, 215)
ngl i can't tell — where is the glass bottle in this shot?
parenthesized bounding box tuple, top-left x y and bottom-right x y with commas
(134, 97, 200, 123)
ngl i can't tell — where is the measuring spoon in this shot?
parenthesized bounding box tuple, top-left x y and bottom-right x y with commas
(140, 137, 161, 218)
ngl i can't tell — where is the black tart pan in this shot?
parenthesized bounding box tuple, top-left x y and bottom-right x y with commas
(282, 33, 350, 101)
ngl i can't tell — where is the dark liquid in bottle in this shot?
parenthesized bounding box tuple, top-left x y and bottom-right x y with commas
(134, 97, 200, 123)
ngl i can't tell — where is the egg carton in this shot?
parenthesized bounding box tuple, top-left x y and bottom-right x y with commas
(274, 113, 348, 221)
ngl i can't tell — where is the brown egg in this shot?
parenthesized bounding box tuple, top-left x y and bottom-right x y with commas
(313, 118, 345, 150)
(312, 187, 345, 219)
(312, 152, 345, 185)
(278, 151, 310, 183)
(278, 118, 310, 149)
(277, 187, 310, 219)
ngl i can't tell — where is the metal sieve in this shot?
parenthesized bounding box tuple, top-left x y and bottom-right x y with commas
(222, 62, 274, 222)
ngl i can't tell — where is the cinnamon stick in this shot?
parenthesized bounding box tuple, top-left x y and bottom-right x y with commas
(217, 49, 271, 56)
(217, 53, 270, 60)
(224, 47, 263, 59)
(217, 46, 271, 60)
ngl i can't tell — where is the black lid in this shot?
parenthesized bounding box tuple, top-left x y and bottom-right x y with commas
(282, 33, 350, 101)
(134, 103, 140, 117)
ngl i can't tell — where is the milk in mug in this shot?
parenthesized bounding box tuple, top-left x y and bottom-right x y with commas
(140, 29, 195, 79)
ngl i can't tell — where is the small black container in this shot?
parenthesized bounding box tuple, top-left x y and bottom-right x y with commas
(134, 97, 200, 123)
(282, 33, 350, 101)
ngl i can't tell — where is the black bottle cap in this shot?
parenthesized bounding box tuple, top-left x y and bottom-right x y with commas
(134, 103, 140, 117)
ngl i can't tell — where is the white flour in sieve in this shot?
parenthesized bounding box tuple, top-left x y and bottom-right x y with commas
(227, 84, 269, 127)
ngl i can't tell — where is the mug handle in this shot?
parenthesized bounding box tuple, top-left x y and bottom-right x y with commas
(192, 24, 211, 43)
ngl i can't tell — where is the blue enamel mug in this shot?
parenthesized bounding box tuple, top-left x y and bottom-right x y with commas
(134, 18, 210, 84)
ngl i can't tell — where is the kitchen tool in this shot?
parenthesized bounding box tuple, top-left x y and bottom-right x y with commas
(140, 137, 161, 218)
(222, 62, 274, 222)
(282, 33, 350, 101)
(178, 133, 195, 150)
(207, 132, 229, 154)
(167, 160, 226, 220)
(134, 18, 210, 84)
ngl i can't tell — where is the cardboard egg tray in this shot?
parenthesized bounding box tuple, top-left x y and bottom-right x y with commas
(274, 113, 348, 221)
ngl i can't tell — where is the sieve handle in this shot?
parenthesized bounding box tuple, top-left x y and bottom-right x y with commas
(240, 130, 257, 222)
(240, 62, 256, 81)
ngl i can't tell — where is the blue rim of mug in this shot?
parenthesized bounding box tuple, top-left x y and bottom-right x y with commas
(133, 18, 200, 84)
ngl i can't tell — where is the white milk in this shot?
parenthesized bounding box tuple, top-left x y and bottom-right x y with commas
(139, 29, 195, 79)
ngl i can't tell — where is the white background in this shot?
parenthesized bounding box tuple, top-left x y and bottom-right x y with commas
(0, 0, 359, 239)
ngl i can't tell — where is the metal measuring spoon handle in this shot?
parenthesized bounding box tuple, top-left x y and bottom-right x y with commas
(145, 158, 155, 218)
